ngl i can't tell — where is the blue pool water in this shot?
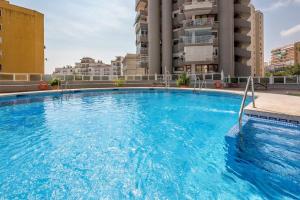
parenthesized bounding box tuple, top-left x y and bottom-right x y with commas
(0, 89, 299, 199)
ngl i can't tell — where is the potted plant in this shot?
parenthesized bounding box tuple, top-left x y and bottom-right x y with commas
(176, 73, 190, 88)
(49, 78, 61, 90)
(114, 79, 125, 87)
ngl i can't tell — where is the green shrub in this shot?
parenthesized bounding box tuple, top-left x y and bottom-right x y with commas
(49, 78, 61, 86)
(176, 73, 190, 87)
(114, 79, 125, 87)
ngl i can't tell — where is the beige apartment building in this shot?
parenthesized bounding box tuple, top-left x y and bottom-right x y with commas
(271, 42, 300, 68)
(54, 57, 112, 76)
(249, 5, 264, 76)
(111, 56, 123, 76)
(135, 0, 256, 77)
(122, 53, 146, 76)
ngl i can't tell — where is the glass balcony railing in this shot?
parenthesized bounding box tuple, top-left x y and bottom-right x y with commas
(183, 18, 214, 28)
(180, 35, 216, 45)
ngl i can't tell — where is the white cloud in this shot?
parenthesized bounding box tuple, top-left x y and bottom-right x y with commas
(280, 24, 300, 37)
(262, 0, 300, 12)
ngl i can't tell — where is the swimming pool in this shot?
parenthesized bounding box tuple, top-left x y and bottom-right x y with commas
(0, 89, 299, 199)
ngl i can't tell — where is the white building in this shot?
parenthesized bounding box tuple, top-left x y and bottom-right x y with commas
(54, 57, 113, 76)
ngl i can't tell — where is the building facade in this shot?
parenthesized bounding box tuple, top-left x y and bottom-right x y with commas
(271, 42, 300, 69)
(0, 0, 44, 73)
(111, 56, 123, 76)
(54, 57, 112, 76)
(122, 53, 146, 76)
(135, 0, 254, 77)
(249, 5, 264, 76)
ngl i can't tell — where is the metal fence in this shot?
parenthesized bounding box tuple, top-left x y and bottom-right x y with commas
(0, 73, 222, 82)
(224, 76, 300, 85)
(0, 72, 299, 85)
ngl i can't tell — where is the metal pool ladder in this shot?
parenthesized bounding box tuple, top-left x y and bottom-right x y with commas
(165, 71, 171, 88)
(238, 76, 256, 128)
(193, 75, 206, 92)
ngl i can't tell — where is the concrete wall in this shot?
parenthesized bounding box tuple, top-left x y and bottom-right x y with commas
(0, 0, 44, 73)
(218, 0, 234, 76)
(148, 0, 161, 74)
(161, 0, 173, 74)
(184, 46, 213, 62)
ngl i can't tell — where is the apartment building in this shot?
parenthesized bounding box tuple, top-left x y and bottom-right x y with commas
(122, 53, 146, 76)
(111, 56, 123, 76)
(54, 57, 112, 76)
(249, 5, 264, 76)
(271, 42, 300, 68)
(0, 0, 44, 73)
(135, 0, 254, 77)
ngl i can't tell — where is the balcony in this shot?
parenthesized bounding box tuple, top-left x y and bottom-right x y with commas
(137, 56, 148, 68)
(234, 33, 251, 44)
(137, 47, 148, 55)
(183, 18, 215, 29)
(174, 59, 184, 67)
(184, 0, 216, 10)
(234, 3, 251, 18)
(135, 10, 147, 25)
(234, 18, 251, 31)
(135, 21, 148, 33)
(173, 28, 184, 39)
(184, 55, 218, 65)
(183, 0, 217, 16)
(136, 34, 148, 44)
(135, 0, 147, 11)
(235, 62, 251, 76)
(235, 47, 251, 59)
(181, 36, 218, 46)
(173, 43, 184, 53)
(173, 13, 185, 27)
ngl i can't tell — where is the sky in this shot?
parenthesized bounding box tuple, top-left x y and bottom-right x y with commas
(10, 0, 300, 74)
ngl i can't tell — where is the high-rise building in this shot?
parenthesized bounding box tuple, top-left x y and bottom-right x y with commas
(249, 5, 264, 76)
(0, 0, 44, 73)
(271, 42, 300, 68)
(135, 0, 254, 77)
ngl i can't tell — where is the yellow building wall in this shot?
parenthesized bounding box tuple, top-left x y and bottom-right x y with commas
(0, 0, 44, 74)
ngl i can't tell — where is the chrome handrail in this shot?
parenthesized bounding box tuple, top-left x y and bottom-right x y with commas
(165, 71, 171, 88)
(238, 76, 256, 128)
(194, 75, 206, 92)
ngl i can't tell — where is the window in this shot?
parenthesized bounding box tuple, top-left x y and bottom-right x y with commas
(0, 9, 2, 17)
(0, 64, 2, 71)
(0, 24, 2, 31)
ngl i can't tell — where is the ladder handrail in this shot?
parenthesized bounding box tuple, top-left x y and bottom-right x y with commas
(238, 76, 256, 127)
(193, 75, 206, 91)
(165, 71, 171, 88)
(194, 75, 199, 91)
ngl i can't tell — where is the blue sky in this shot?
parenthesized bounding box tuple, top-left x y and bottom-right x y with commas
(10, 0, 300, 73)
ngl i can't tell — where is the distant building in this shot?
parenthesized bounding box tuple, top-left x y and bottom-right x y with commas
(111, 56, 123, 76)
(0, 0, 44, 73)
(54, 57, 112, 76)
(249, 5, 264, 76)
(122, 54, 146, 76)
(271, 42, 300, 69)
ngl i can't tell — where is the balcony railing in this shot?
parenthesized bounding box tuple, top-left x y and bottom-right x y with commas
(181, 36, 217, 45)
(183, 18, 214, 28)
(184, 0, 217, 10)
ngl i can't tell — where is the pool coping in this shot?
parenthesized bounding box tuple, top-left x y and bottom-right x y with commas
(0, 87, 299, 124)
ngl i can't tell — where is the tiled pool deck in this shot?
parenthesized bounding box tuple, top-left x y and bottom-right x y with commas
(244, 92, 300, 124)
(0, 87, 299, 124)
